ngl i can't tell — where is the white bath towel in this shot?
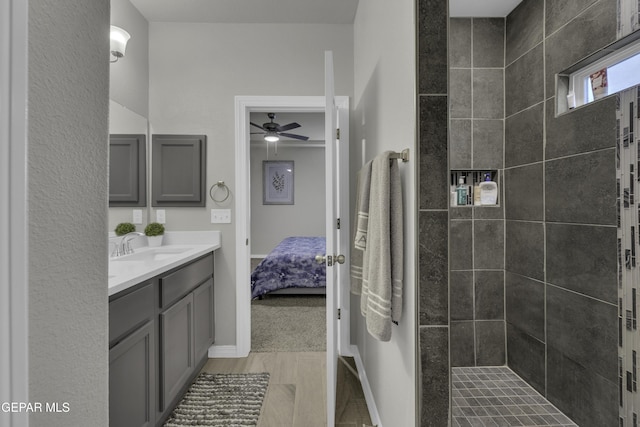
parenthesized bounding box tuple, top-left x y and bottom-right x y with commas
(350, 160, 372, 294)
(360, 151, 404, 341)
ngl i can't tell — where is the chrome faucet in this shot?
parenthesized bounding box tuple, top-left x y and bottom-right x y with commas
(112, 232, 144, 257)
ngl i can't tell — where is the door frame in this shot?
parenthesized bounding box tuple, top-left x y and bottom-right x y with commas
(234, 95, 350, 358)
(0, 0, 29, 425)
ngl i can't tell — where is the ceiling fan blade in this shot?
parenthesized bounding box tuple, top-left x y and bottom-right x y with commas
(279, 132, 309, 141)
(250, 122, 265, 130)
(276, 122, 301, 132)
(250, 132, 264, 135)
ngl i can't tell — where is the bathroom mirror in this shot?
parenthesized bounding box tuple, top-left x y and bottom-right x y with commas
(108, 99, 150, 232)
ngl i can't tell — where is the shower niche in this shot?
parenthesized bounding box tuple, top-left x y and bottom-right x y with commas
(450, 170, 499, 208)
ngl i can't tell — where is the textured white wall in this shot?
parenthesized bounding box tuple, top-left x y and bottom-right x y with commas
(148, 22, 354, 345)
(28, 0, 110, 425)
(250, 145, 326, 254)
(351, 0, 417, 425)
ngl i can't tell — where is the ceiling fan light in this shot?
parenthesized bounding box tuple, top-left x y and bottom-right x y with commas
(264, 132, 279, 142)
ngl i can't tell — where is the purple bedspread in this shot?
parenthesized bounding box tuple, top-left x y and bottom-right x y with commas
(251, 236, 326, 299)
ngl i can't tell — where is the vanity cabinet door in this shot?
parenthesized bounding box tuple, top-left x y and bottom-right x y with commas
(160, 293, 194, 412)
(193, 278, 215, 360)
(109, 320, 155, 427)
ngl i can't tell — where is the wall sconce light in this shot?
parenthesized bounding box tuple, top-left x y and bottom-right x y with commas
(110, 26, 131, 63)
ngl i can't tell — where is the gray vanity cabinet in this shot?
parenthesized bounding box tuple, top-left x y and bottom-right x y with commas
(109, 282, 156, 427)
(159, 293, 194, 412)
(193, 278, 215, 361)
(109, 320, 155, 427)
(157, 253, 215, 417)
(109, 252, 215, 427)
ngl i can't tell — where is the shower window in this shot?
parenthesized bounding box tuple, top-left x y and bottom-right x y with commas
(567, 38, 640, 109)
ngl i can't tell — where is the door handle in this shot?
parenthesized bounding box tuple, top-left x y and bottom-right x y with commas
(315, 254, 345, 266)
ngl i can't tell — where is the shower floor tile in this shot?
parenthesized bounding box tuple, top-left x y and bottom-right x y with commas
(452, 366, 578, 427)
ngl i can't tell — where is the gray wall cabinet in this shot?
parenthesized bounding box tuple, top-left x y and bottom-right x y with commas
(109, 134, 147, 207)
(108, 253, 215, 427)
(151, 135, 206, 207)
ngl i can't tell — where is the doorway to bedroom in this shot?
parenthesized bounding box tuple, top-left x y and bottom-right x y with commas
(234, 92, 352, 426)
(249, 111, 328, 353)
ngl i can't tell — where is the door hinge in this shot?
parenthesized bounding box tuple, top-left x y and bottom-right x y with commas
(336, 218, 341, 229)
(336, 128, 340, 140)
(338, 308, 341, 320)
(246, 238, 249, 246)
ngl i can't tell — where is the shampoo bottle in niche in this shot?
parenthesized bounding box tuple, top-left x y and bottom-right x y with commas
(479, 173, 498, 205)
(473, 173, 481, 206)
(450, 175, 457, 206)
(456, 176, 468, 206)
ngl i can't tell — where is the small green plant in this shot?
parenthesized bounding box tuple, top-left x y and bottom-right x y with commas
(115, 222, 136, 236)
(144, 222, 165, 237)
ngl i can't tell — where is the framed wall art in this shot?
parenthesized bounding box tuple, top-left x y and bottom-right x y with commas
(263, 160, 294, 205)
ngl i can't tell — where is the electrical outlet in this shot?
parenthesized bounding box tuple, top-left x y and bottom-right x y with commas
(211, 209, 231, 224)
(156, 209, 166, 224)
(132, 209, 142, 224)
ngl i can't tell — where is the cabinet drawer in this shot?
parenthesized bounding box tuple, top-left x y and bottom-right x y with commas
(109, 282, 155, 347)
(160, 253, 213, 309)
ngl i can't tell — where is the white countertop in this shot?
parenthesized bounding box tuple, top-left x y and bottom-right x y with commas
(108, 231, 221, 297)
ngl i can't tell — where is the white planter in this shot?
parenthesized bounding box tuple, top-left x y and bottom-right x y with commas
(147, 235, 163, 247)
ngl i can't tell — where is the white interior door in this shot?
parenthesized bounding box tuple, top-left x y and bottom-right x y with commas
(324, 50, 339, 427)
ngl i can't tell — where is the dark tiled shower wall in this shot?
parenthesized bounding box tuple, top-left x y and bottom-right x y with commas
(449, 17, 506, 368)
(503, 0, 619, 426)
(417, 0, 449, 426)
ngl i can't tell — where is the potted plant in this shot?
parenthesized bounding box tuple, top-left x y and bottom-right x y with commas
(115, 222, 136, 236)
(144, 222, 165, 247)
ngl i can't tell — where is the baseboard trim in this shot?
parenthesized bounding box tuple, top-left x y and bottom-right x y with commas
(208, 344, 240, 358)
(350, 345, 382, 427)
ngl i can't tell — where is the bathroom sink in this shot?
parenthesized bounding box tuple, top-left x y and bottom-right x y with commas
(112, 247, 191, 262)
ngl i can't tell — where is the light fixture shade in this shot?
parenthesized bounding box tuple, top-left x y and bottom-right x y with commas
(264, 131, 279, 142)
(110, 25, 131, 62)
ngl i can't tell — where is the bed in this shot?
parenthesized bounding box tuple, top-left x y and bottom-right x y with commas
(251, 236, 326, 299)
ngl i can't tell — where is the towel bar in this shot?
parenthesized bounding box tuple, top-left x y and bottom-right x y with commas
(389, 148, 409, 162)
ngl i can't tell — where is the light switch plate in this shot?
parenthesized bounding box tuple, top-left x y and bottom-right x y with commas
(211, 209, 231, 224)
(156, 209, 166, 224)
(132, 209, 142, 224)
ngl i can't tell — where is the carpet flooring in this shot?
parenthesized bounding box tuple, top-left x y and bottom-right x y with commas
(163, 372, 269, 426)
(251, 295, 326, 352)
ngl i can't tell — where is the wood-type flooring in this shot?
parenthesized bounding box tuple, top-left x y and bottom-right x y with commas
(201, 352, 373, 427)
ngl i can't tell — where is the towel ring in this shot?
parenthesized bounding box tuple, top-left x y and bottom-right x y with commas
(209, 181, 230, 203)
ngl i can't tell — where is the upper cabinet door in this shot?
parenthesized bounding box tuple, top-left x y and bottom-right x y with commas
(109, 134, 146, 207)
(152, 135, 206, 207)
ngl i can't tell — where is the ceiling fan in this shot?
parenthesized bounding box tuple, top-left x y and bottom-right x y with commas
(250, 113, 309, 142)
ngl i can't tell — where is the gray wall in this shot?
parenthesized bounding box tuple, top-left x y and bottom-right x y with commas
(503, 0, 618, 426)
(250, 145, 325, 255)
(352, 0, 417, 425)
(449, 17, 506, 368)
(28, 0, 110, 425)
(417, 0, 450, 425)
(148, 22, 354, 346)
